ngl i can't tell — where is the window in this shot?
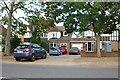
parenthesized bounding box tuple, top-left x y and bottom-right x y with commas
(41, 33, 48, 38)
(52, 32, 57, 38)
(63, 31, 68, 36)
(50, 42, 57, 47)
(60, 43, 67, 49)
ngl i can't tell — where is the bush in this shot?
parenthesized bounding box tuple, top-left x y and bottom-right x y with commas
(39, 41, 49, 51)
(2, 35, 20, 53)
(30, 37, 49, 51)
(10, 35, 20, 53)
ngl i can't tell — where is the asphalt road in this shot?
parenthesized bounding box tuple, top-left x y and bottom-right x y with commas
(2, 63, 118, 78)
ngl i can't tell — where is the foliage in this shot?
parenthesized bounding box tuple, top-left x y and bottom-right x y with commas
(10, 35, 20, 53)
(2, 35, 20, 53)
(39, 41, 49, 51)
(42, 2, 120, 57)
(30, 37, 48, 51)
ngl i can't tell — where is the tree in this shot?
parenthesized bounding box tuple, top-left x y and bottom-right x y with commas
(43, 2, 120, 57)
(26, 7, 55, 45)
(1, 0, 32, 55)
(1, 0, 16, 56)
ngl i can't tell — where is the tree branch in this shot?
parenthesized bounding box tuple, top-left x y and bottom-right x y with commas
(2, 0, 10, 12)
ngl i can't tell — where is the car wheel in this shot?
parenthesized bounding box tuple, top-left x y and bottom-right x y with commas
(15, 58, 21, 61)
(31, 54, 35, 62)
(41, 53, 47, 59)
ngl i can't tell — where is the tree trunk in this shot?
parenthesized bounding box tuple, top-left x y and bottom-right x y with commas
(96, 34, 101, 58)
(4, 12, 12, 56)
(4, 0, 15, 56)
(21, 35, 24, 44)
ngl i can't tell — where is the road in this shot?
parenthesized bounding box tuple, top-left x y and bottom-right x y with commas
(2, 63, 118, 78)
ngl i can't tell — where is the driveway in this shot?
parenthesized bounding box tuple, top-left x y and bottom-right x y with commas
(2, 54, 118, 68)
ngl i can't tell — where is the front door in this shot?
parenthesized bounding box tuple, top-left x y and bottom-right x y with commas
(87, 42, 94, 52)
(88, 42, 91, 51)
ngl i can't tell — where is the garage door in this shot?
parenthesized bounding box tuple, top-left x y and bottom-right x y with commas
(72, 44, 83, 50)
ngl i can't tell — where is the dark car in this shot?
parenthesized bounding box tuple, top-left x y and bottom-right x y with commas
(14, 43, 47, 62)
(59, 47, 67, 55)
(69, 47, 80, 55)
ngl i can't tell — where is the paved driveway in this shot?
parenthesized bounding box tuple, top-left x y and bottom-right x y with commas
(2, 54, 118, 68)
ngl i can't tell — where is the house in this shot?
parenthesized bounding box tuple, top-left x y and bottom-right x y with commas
(19, 26, 119, 56)
(0, 25, 7, 52)
(47, 26, 119, 55)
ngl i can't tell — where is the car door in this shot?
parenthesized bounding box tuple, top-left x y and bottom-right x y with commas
(31, 44, 39, 57)
(35, 44, 44, 57)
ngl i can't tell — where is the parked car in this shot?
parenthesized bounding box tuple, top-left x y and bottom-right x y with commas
(49, 46, 62, 56)
(59, 47, 67, 55)
(14, 43, 47, 62)
(69, 47, 80, 55)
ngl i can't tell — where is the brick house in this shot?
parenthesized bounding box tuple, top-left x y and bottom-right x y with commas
(19, 26, 119, 56)
(48, 26, 119, 55)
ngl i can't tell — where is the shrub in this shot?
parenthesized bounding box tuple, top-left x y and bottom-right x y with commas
(10, 35, 20, 53)
(39, 41, 49, 51)
(30, 37, 49, 51)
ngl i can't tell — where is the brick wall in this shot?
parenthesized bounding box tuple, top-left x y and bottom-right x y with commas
(112, 41, 118, 51)
(81, 51, 120, 57)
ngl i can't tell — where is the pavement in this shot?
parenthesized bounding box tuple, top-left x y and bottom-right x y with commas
(1, 53, 119, 78)
(1, 54, 119, 68)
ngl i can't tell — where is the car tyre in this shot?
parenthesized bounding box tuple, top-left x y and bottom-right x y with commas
(31, 54, 35, 62)
(15, 58, 21, 61)
(41, 53, 47, 59)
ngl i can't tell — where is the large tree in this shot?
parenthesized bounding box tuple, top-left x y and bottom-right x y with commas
(1, 0, 32, 55)
(1, 0, 55, 55)
(43, 2, 120, 57)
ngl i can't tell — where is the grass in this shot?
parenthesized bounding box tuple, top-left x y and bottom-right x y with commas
(0, 52, 15, 61)
(73, 57, 119, 62)
(2, 55, 15, 61)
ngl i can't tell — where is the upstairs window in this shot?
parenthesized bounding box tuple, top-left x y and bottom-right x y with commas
(41, 33, 48, 38)
(63, 31, 68, 36)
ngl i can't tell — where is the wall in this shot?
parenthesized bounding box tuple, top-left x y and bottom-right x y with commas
(48, 32, 61, 40)
(112, 41, 118, 51)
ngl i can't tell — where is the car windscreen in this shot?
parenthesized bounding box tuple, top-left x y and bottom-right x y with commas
(70, 47, 78, 50)
(17, 45, 29, 49)
(50, 47, 58, 50)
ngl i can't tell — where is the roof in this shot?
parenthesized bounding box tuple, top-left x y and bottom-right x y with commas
(48, 26, 65, 32)
(49, 33, 72, 43)
(70, 38, 95, 42)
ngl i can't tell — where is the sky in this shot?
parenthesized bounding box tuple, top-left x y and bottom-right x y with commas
(1, 0, 64, 29)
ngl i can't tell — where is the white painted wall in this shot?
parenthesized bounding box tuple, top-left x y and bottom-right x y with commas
(48, 32, 61, 40)
(72, 30, 95, 38)
(72, 44, 83, 50)
(84, 30, 95, 37)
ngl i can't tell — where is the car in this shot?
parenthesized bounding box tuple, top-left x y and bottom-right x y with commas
(49, 46, 62, 56)
(69, 47, 80, 55)
(14, 43, 47, 62)
(59, 47, 67, 55)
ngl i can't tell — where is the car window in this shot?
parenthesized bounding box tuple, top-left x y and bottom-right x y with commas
(36, 44, 40, 48)
(50, 47, 57, 50)
(17, 45, 29, 49)
(31, 45, 37, 48)
(71, 47, 78, 50)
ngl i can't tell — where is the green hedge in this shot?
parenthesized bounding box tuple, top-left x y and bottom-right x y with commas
(30, 37, 49, 51)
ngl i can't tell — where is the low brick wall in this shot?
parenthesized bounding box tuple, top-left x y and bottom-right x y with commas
(81, 51, 120, 57)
